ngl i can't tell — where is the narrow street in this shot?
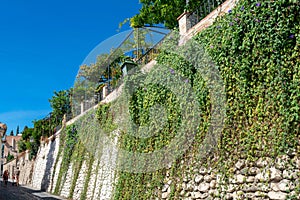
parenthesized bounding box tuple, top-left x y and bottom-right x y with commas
(0, 179, 65, 200)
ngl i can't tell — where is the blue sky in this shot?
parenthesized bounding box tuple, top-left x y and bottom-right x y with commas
(0, 0, 141, 134)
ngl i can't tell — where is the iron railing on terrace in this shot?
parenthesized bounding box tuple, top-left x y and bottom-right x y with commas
(187, 0, 227, 28)
(107, 27, 170, 91)
(96, 29, 168, 100)
(71, 27, 170, 116)
(136, 33, 168, 65)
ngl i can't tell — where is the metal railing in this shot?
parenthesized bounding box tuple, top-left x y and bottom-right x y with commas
(188, 0, 227, 28)
(136, 45, 161, 66)
(92, 28, 170, 101)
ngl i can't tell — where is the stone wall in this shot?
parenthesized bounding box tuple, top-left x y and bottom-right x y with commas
(25, 79, 123, 199)
(59, 163, 73, 197)
(49, 135, 118, 200)
(18, 151, 34, 185)
(160, 155, 300, 200)
(24, 114, 118, 199)
(3, 150, 35, 185)
(27, 1, 300, 200)
(16, 127, 300, 200)
(3, 159, 16, 180)
(31, 132, 60, 191)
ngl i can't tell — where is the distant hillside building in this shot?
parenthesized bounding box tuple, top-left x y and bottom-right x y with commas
(0, 122, 7, 175)
(1, 135, 22, 175)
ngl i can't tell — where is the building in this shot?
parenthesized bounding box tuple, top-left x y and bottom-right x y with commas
(0, 122, 7, 175)
(1, 135, 22, 176)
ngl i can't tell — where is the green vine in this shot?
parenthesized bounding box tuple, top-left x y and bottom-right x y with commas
(96, 103, 117, 134)
(50, 134, 63, 193)
(113, 42, 211, 199)
(69, 142, 85, 199)
(52, 1, 300, 199)
(196, 0, 300, 164)
(54, 124, 78, 194)
(112, 0, 300, 199)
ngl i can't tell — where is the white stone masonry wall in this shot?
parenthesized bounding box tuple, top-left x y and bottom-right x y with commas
(51, 156, 62, 193)
(86, 159, 100, 199)
(56, 136, 119, 200)
(31, 141, 50, 189)
(18, 153, 34, 185)
(73, 161, 87, 200)
(160, 155, 300, 200)
(60, 163, 73, 198)
(31, 134, 60, 191)
(28, 1, 242, 198)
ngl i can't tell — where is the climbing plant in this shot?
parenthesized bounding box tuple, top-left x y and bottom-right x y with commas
(112, 37, 212, 198)
(54, 124, 78, 194)
(196, 0, 300, 163)
(53, 1, 300, 199)
(113, 0, 300, 199)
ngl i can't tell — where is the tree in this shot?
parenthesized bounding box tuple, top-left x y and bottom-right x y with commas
(49, 90, 72, 125)
(130, 0, 186, 28)
(16, 126, 19, 135)
(73, 54, 110, 115)
(10, 130, 14, 136)
(130, 0, 219, 29)
(21, 126, 33, 141)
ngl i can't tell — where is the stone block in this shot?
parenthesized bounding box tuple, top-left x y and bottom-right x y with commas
(204, 174, 212, 182)
(194, 174, 203, 183)
(278, 179, 293, 192)
(270, 167, 282, 182)
(198, 182, 210, 192)
(236, 174, 246, 184)
(242, 184, 258, 193)
(235, 160, 245, 170)
(275, 155, 289, 170)
(246, 176, 255, 183)
(267, 191, 287, 200)
(249, 167, 260, 176)
(256, 157, 272, 168)
(210, 180, 217, 189)
(191, 191, 201, 199)
(199, 167, 207, 175)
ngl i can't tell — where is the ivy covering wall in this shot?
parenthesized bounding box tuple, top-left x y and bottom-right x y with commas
(196, 0, 300, 162)
(53, 114, 93, 199)
(51, 0, 300, 199)
(113, 0, 300, 199)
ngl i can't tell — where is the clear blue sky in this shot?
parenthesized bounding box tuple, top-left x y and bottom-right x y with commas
(0, 0, 141, 134)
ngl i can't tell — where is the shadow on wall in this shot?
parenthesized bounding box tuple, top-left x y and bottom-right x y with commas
(41, 139, 56, 192)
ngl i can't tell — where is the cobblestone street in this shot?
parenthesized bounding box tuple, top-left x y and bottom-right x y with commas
(0, 179, 65, 200)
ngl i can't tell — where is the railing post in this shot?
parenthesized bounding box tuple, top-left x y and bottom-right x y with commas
(80, 101, 84, 114)
(103, 85, 108, 99)
(177, 12, 192, 36)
